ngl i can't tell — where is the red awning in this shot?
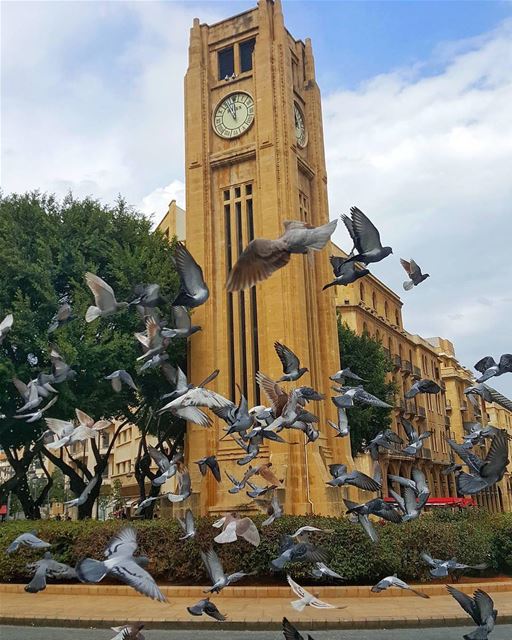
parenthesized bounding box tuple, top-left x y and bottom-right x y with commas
(0, 505, 7, 515)
(384, 496, 476, 508)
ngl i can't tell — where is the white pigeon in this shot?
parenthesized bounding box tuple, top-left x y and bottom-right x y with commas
(64, 475, 100, 507)
(85, 272, 129, 322)
(13, 396, 58, 423)
(158, 387, 230, 427)
(213, 513, 260, 547)
(0, 313, 13, 343)
(287, 574, 344, 612)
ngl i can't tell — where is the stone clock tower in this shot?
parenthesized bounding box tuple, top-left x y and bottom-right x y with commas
(183, 0, 353, 516)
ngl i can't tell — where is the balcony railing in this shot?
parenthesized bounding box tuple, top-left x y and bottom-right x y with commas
(444, 415, 451, 427)
(383, 347, 391, 360)
(393, 354, 402, 370)
(403, 360, 413, 375)
(413, 366, 421, 379)
(417, 405, 426, 418)
(445, 399, 452, 411)
(420, 447, 432, 460)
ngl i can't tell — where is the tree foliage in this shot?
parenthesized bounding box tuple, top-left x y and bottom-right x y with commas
(337, 320, 395, 457)
(0, 191, 186, 517)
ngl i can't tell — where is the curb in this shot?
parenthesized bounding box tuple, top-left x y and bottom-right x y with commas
(1, 615, 512, 630)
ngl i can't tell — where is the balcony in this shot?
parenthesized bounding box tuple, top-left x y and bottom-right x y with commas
(417, 405, 426, 419)
(413, 366, 421, 380)
(403, 360, 413, 376)
(444, 415, 451, 427)
(420, 447, 432, 460)
(393, 354, 402, 370)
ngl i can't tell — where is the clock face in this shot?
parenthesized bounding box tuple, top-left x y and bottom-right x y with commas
(213, 92, 255, 139)
(294, 103, 307, 148)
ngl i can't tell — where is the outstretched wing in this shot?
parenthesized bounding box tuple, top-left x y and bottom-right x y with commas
(226, 239, 291, 292)
(105, 527, 138, 558)
(274, 342, 300, 374)
(350, 207, 382, 253)
(85, 272, 117, 309)
(446, 585, 480, 625)
(110, 559, 166, 602)
(287, 574, 307, 599)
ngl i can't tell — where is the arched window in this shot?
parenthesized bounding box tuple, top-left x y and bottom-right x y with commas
(372, 292, 377, 310)
(376, 329, 381, 343)
(388, 337, 393, 352)
(395, 309, 400, 326)
(362, 321, 368, 335)
(359, 283, 365, 302)
(384, 301, 389, 319)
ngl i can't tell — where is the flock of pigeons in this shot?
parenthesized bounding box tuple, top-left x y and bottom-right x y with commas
(1, 206, 510, 640)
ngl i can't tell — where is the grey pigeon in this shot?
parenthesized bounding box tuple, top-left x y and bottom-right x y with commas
(177, 508, 196, 540)
(323, 256, 369, 290)
(226, 219, 337, 291)
(372, 575, 429, 598)
(271, 535, 328, 570)
(161, 305, 201, 339)
(474, 354, 512, 383)
(464, 383, 493, 403)
(129, 283, 162, 308)
(344, 498, 380, 543)
(13, 378, 44, 413)
(25, 552, 77, 593)
(330, 367, 366, 383)
(235, 436, 260, 466)
(245, 480, 276, 498)
(327, 464, 381, 492)
(447, 585, 497, 640)
(274, 341, 308, 382)
(405, 378, 441, 398)
(282, 617, 315, 640)
(139, 353, 170, 373)
(172, 242, 209, 308)
(332, 385, 392, 409)
(14, 395, 58, 423)
(64, 474, 99, 507)
(390, 486, 423, 522)
(290, 420, 319, 443)
(105, 370, 138, 393)
(259, 491, 284, 527)
(0, 313, 13, 343)
(365, 428, 403, 461)
(195, 455, 221, 482)
(388, 467, 430, 513)
(6, 531, 51, 554)
(463, 422, 498, 446)
(166, 463, 192, 502)
(400, 258, 429, 290)
(327, 406, 350, 438)
(310, 562, 346, 581)
(110, 623, 145, 640)
(421, 553, 488, 578)
(400, 417, 431, 455)
(442, 463, 463, 475)
(48, 302, 73, 333)
(448, 430, 510, 495)
(36, 346, 77, 385)
(345, 497, 402, 524)
(225, 470, 246, 494)
(215, 386, 254, 439)
(76, 527, 166, 601)
(201, 548, 250, 593)
(341, 207, 392, 265)
(135, 316, 170, 362)
(85, 272, 129, 322)
(187, 597, 226, 621)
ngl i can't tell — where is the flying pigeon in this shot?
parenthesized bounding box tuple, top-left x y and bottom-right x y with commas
(201, 548, 251, 593)
(341, 207, 392, 265)
(400, 417, 431, 456)
(345, 497, 402, 524)
(110, 623, 145, 640)
(105, 370, 138, 393)
(158, 386, 230, 427)
(332, 385, 392, 409)
(13, 378, 44, 413)
(135, 316, 170, 362)
(323, 255, 370, 290)
(310, 562, 346, 581)
(195, 455, 221, 482)
(343, 498, 387, 543)
(463, 422, 498, 446)
(166, 463, 192, 502)
(271, 534, 328, 570)
(255, 491, 284, 527)
(327, 406, 350, 438)
(365, 429, 403, 460)
(187, 597, 226, 621)
(405, 379, 441, 399)
(147, 446, 180, 486)
(282, 617, 315, 640)
(388, 467, 430, 513)
(226, 219, 337, 291)
(172, 242, 209, 308)
(464, 383, 493, 403)
(177, 508, 196, 540)
(421, 553, 488, 579)
(48, 302, 73, 333)
(447, 585, 497, 640)
(327, 463, 381, 492)
(215, 386, 254, 439)
(400, 258, 430, 291)
(448, 430, 510, 494)
(6, 531, 51, 554)
(474, 354, 512, 383)
(213, 513, 260, 547)
(330, 367, 366, 383)
(287, 574, 344, 612)
(389, 486, 423, 522)
(14, 396, 58, 423)
(245, 480, 277, 498)
(274, 342, 308, 382)
(128, 283, 162, 308)
(76, 527, 166, 601)
(64, 474, 99, 507)
(372, 575, 429, 598)
(0, 313, 13, 343)
(25, 552, 76, 593)
(85, 272, 129, 322)
(161, 305, 201, 339)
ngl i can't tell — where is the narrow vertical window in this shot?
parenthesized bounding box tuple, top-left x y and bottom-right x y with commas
(239, 38, 255, 73)
(218, 46, 234, 80)
(224, 202, 235, 401)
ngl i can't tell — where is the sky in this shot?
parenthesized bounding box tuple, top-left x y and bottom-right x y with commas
(1, 0, 512, 397)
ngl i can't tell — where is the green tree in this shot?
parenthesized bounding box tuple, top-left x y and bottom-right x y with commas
(337, 320, 396, 457)
(0, 191, 186, 518)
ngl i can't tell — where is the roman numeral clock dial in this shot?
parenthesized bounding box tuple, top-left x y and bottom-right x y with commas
(213, 92, 255, 139)
(294, 102, 307, 148)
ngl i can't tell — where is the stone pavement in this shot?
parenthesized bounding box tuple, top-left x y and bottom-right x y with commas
(0, 581, 511, 630)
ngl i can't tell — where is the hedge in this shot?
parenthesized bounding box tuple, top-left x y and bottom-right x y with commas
(0, 509, 510, 586)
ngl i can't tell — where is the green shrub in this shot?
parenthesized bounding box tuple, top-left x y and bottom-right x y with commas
(0, 510, 509, 585)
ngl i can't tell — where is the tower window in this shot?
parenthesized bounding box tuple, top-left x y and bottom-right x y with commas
(218, 46, 234, 80)
(239, 38, 255, 73)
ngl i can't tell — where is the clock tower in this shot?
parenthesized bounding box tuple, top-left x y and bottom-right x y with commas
(183, 0, 353, 516)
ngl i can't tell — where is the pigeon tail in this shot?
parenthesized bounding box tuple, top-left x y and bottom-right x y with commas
(463, 627, 490, 640)
(25, 568, 47, 593)
(85, 306, 102, 323)
(290, 599, 306, 612)
(76, 558, 107, 583)
(322, 280, 337, 291)
(403, 280, 414, 291)
(457, 472, 488, 495)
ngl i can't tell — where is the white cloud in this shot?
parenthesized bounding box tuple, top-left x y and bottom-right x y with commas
(139, 179, 186, 222)
(323, 20, 512, 396)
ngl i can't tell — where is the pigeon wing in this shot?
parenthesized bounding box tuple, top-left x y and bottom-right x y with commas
(287, 574, 306, 598)
(274, 342, 300, 374)
(105, 527, 138, 558)
(474, 589, 494, 625)
(255, 372, 288, 416)
(481, 430, 509, 479)
(282, 617, 304, 640)
(350, 207, 383, 252)
(226, 238, 291, 292)
(172, 305, 192, 331)
(110, 559, 166, 602)
(446, 585, 480, 625)
(498, 353, 512, 372)
(174, 242, 207, 296)
(201, 549, 224, 583)
(474, 356, 496, 374)
(237, 518, 260, 547)
(85, 272, 117, 309)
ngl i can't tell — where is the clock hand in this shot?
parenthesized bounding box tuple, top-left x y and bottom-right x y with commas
(229, 97, 237, 120)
